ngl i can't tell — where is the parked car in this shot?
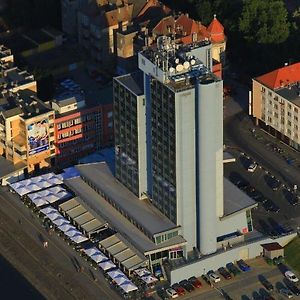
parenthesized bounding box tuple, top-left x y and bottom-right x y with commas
(283, 189, 298, 206)
(201, 274, 212, 286)
(265, 175, 281, 191)
(285, 271, 299, 283)
(248, 162, 258, 172)
(284, 279, 300, 296)
(179, 279, 194, 292)
(207, 270, 221, 283)
(247, 189, 264, 202)
(188, 276, 202, 288)
(171, 283, 185, 296)
(259, 276, 274, 291)
(226, 262, 241, 276)
(166, 288, 178, 299)
(262, 199, 280, 213)
(279, 288, 293, 298)
(229, 173, 249, 190)
(218, 267, 232, 280)
(237, 259, 251, 272)
(157, 288, 169, 300)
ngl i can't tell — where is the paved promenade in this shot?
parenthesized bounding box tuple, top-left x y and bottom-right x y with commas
(0, 186, 121, 300)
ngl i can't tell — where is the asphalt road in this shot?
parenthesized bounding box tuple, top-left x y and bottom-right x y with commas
(0, 186, 121, 300)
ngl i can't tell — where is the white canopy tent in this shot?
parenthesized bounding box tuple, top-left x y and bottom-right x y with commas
(114, 276, 130, 285)
(99, 260, 116, 271)
(107, 269, 126, 279)
(9, 173, 64, 196)
(119, 281, 138, 293)
(31, 198, 49, 207)
(40, 206, 57, 215)
(90, 252, 108, 263)
(28, 186, 72, 206)
(58, 223, 76, 232)
(52, 217, 70, 226)
(70, 234, 88, 244)
(83, 247, 99, 257)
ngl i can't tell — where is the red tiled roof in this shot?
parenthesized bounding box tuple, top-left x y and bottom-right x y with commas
(261, 242, 283, 251)
(256, 62, 300, 90)
(207, 15, 225, 43)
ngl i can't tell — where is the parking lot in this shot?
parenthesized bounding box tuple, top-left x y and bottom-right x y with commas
(224, 150, 300, 237)
(155, 258, 300, 299)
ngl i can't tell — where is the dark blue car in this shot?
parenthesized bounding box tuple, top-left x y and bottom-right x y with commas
(237, 259, 251, 272)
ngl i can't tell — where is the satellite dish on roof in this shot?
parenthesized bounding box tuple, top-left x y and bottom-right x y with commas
(190, 59, 196, 66)
(183, 61, 190, 70)
(169, 67, 175, 74)
(175, 58, 180, 64)
(176, 64, 184, 72)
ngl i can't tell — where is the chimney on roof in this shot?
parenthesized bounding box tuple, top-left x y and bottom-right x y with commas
(185, 13, 189, 18)
(284, 62, 288, 66)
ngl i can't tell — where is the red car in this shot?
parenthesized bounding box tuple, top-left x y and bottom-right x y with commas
(171, 283, 186, 296)
(188, 276, 202, 288)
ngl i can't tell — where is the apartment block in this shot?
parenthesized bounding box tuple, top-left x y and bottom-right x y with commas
(53, 78, 113, 167)
(251, 62, 300, 150)
(114, 37, 256, 259)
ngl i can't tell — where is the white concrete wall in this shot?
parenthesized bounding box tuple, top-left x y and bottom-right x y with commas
(175, 88, 196, 251)
(137, 95, 147, 197)
(169, 233, 297, 284)
(216, 211, 248, 238)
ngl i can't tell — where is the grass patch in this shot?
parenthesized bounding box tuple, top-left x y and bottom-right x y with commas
(285, 236, 300, 273)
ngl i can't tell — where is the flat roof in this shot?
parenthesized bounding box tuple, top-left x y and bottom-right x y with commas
(261, 242, 283, 251)
(81, 219, 105, 233)
(277, 85, 300, 106)
(66, 205, 87, 219)
(99, 233, 146, 270)
(114, 248, 136, 262)
(222, 178, 258, 218)
(0, 156, 26, 179)
(59, 197, 80, 212)
(122, 255, 145, 270)
(75, 163, 179, 236)
(73, 211, 95, 225)
(65, 176, 186, 255)
(115, 71, 144, 96)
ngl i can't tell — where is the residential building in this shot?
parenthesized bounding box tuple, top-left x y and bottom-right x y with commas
(250, 62, 300, 150)
(114, 37, 256, 260)
(53, 78, 113, 167)
(77, 0, 134, 66)
(0, 89, 55, 174)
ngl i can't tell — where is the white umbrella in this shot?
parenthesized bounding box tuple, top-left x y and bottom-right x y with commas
(47, 194, 59, 203)
(40, 206, 57, 214)
(119, 281, 138, 293)
(58, 223, 75, 232)
(46, 211, 62, 221)
(70, 234, 88, 244)
(90, 252, 108, 263)
(107, 269, 126, 279)
(99, 260, 116, 271)
(114, 276, 129, 286)
(32, 198, 48, 207)
(52, 217, 70, 226)
(84, 247, 99, 257)
(16, 186, 31, 196)
(64, 229, 81, 237)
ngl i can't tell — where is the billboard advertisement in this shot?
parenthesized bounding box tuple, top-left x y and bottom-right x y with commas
(27, 118, 49, 155)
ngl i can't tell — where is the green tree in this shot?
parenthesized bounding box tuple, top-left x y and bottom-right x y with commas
(239, 0, 290, 44)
